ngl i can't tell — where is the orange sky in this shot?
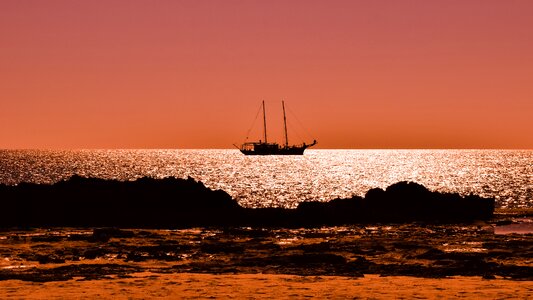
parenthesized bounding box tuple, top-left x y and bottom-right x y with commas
(1, 1, 532, 149)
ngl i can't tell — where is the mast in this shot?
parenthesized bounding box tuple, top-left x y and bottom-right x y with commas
(282, 101, 288, 147)
(262, 100, 268, 143)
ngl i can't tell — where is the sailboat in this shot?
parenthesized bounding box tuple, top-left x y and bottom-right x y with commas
(235, 101, 317, 155)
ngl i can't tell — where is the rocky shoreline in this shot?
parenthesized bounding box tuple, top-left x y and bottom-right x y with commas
(0, 218, 532, 282)
(1, 176, 529, 283)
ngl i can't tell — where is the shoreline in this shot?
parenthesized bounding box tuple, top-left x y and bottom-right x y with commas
(1, 218, 531, 282)
(1, 273, 532, 299)
(1, 176, 530, 297)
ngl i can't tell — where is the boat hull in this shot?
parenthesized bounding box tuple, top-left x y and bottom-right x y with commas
(240, 146, 308, 156)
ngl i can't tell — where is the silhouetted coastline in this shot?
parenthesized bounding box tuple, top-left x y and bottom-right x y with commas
(0, 176, 494, 228)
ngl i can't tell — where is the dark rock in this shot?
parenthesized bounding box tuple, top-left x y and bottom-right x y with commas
(200, 242, 245, 254)
(31, 235, 63, 243)
(0, 264, 141, 282)
(296, 181, 494, 224)
(82, 248, 107, 259)
(35, 254, 65, 264)
(92, 228, 135, 242)
(0, 177, 494, 228)
(0, 176, 242, 228)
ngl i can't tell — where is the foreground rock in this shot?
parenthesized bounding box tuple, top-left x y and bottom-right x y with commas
(0, 176, 494, 228)
(0, 223, 531, 282)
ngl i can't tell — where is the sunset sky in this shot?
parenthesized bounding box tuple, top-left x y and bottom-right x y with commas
(1, 1, 532, 149)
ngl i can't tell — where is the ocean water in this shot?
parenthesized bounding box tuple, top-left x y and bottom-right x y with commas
(0, 149, 531, 209)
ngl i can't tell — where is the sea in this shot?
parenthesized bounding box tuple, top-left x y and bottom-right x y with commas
(0, 149, 531, 209)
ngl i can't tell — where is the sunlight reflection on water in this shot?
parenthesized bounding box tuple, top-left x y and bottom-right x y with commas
(0, 149, 531, 208)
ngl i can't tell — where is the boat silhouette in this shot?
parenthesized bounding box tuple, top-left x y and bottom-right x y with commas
(235, 101, 316, 155)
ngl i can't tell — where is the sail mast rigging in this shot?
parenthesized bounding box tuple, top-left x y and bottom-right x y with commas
(282, 101, 288, 147)
(262, 100, 267, 143)
(237, 100, 317, 155)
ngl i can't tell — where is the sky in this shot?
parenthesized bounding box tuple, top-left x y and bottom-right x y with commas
(1, 1, 532, 149)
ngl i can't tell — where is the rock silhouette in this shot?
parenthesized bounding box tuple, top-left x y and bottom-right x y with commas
(296, 181, 494, 224)
(0, 176, 494, 228)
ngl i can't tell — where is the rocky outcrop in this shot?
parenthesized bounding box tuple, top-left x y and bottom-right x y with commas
(0, 175, 242, 228)
(0, 176, 494, 228)
(295, 181, 494, 224)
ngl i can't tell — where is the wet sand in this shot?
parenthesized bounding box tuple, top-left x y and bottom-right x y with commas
(1, 273, 532, 299)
